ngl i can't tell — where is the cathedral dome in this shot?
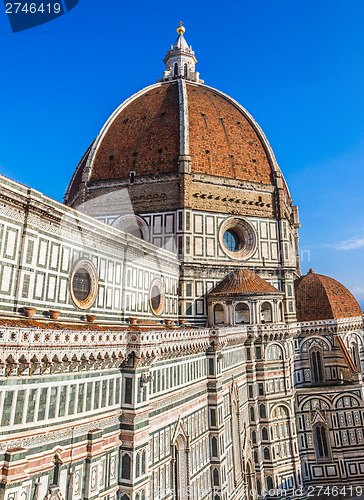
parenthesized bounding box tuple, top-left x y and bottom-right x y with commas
(294, 269, 362, 322)
(64, 80, 285, 205)
(64, 27, 289, 207)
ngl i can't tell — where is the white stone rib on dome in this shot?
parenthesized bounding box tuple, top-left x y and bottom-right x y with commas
(65, 79, 291, 201)
(82, 81, 167, 186)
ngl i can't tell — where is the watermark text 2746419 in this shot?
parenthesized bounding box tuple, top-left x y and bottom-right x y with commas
(3, 0, 80, 32)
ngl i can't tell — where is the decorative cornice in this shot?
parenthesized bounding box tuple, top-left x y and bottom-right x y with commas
(0, 412, 122, 453)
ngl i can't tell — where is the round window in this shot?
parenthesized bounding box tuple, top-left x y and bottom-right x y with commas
(149, 279, 165, 316)
(72, 268, 91, 301)
(70, 260, 98, 310)
(223, 229, 244, 252)
(111, 214, 149, 241)
(219, 217, 256, 260)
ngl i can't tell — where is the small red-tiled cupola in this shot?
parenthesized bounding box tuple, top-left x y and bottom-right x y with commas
(208, 269, 282, 296)
(294, 269, 363, 322)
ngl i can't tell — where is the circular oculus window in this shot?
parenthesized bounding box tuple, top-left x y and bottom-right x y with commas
(70, 260, 98, 310)
(111, 214, 149, 241)
(219, 217, 256, 260)
(149, 278, 165, 316)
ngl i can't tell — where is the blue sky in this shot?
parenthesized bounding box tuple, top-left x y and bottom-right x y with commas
(1, 0, 363, 308)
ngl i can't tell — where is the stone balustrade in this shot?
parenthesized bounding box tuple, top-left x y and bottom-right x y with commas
(0, 321, 309, 376)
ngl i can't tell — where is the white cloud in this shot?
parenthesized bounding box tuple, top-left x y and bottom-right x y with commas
(326, 236, 364, 251)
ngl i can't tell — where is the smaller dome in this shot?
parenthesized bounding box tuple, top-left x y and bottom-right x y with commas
(208, 269, 282, 296)
(295, 269, 362, 322)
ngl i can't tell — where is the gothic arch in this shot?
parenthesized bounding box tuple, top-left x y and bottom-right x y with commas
(312, 418, 331, 460)
(333, 393, 362, 408)
(300, 336, 331, 352)
(246, 460, 255, 500)
(171, 418, 190, 500)
(266, 342, 285, 360)
(300, 395, 332, 411)
(309, 347, 325, 383)
(343, 332, 363, 371)
(269, 402, 291, 419)
(173, 434, 189, 500)
(343, 331, 364, 346)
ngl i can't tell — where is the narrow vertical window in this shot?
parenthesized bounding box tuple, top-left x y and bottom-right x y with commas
(314, 424, 330, 459)
(124, 377, 133, 404)
(214, 304, 224, 325)
(350, 342, 361, 371)
(141, 450, 146, 475)
(310, 349, 325, 383)
(121, 454, 131, 480)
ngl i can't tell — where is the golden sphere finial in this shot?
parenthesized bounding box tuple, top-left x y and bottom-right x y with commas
(177, 21, 185, 35)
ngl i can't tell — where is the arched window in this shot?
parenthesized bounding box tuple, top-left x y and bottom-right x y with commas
(267, 476, 274, 490)
(254, 451, 258, 464)
(250, 407, 255, 421)
(260, 302, 272, 323)
(214, 304, 225, 325)
(111, 215, 149, 242)
(235, 303, 250, 324)
(314, 424, 330, 459)
(310, 349, 325, 383)
(262, 427, 268, 441)
(264, 447, 270, 460)
(121, 453, 131, 480)
(135, 452, 140, 477)
(211, 437, 218, 457)
(246, 462, 254, 500)
(174, 63, 179, 77)
(252, 430, 256, 444)
(174, 435, 189, 500)
(259, 404, 266, 419)
(120, 495, 130, 500)
(52, 455, 62, 486)
(141, 449, 146, 475)
(350, 342, 361, 371)
(267, 344, 283, 361)
(184, 64, 188, 78)
(212, 468, 219, 486)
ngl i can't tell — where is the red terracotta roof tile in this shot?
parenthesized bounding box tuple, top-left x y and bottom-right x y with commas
(91, 83, 180, 182)
(294, 269, 363, 322)
(208, 269, 282, 296)
(187, 85, 274, 183)
(66, 82, 277, 200)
